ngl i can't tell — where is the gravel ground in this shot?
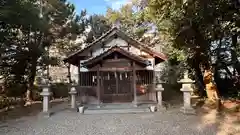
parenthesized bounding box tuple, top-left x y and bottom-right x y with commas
(0, 103, 239, 135)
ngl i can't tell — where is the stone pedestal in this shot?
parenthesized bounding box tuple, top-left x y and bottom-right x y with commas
(178, 71, 196, 114)
(69, 86, 77, 110)
(40, 84, 51, 117)
(156, 84, 164, 106)
(156, 83, 166, 111)
(132, 99, 138, 107)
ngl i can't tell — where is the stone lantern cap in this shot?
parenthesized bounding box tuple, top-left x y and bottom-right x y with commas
(178, 71, 195, 84)
(39, 78, 52, 96)
(39, 78, 51, 87)
(156, 82, 164, 91)
(40, 86, 51, 96)
(69, 86, 77, 95)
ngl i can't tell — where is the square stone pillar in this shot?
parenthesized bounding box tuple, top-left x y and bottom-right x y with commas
(40, 83, 51, 117)
(156, 84, 164, 106)
(69, 86, 77, 109)
(178, 71, 195, 114)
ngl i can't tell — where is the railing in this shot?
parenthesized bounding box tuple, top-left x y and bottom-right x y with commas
(79, 71, 97, 86)
(136, 70, 153, 85)
(79, 70, 161, 86)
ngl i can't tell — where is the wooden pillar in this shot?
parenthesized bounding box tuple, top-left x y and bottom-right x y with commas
(132, 62, 137, 107)
(152, 58, 157, 102)
(77, 62, 81, 85)
(97, 65, 101, 107)
(77, 61, 81, 105)
(116, 71, 119, 95)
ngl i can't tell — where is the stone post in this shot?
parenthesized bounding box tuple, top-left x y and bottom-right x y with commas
(156, 83, 164, 106)
(178, 71, 195, 114)
(40, 83, 51, 117)
(69, 86, 77, 109)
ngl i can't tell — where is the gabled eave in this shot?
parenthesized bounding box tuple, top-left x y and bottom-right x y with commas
(82, 46, 151, 68)
(63, 27, 167, 65)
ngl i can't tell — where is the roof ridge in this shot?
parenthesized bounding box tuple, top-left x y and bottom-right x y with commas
(64, 27, 167, 64)
(68, 27, 118, 57)
(85, 27, 117, 47)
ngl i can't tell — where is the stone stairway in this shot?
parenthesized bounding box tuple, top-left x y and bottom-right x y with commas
(80, 103, 155, 114)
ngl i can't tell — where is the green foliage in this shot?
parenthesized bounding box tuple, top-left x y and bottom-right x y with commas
(0, 97, 24, 109)
(145, 0, 240, 97)
(4, 82, 26, 97)
(86, 14, 111, 43)
(0, 0, 86, 96)
(50, 83, 69, 98)
(106, 4, 152, 40)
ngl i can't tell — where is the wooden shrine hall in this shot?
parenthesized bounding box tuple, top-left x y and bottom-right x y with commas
(64, 27, 167, 105)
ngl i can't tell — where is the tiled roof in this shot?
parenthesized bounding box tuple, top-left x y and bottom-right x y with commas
(64, 27, 118, 62)
(64, 27, 167, 65)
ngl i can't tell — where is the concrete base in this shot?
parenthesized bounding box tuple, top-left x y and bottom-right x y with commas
(82, 103, 152, 114)
(132, 101, 138, 107)
(69, 108, 78, 112)
(84, 108, 150, 114)
(96, 105, 102, 108)
(133, 104, 138, 107)
(157, 105, 167, 111)
(39, 111, 52, 118)
(180, 107, 196, 115)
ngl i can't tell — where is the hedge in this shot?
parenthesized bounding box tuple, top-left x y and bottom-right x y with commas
(50, 83, 69, 98)
(0, 97, 24, 109)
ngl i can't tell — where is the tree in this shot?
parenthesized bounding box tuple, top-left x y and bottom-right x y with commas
(86, 14, 111, 43)
(106, 4, 151, 42)
(0, 0, 85, 104)
(146, 0, 240, 101)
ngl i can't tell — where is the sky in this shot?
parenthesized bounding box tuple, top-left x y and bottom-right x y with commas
(68, 0, 131, 15)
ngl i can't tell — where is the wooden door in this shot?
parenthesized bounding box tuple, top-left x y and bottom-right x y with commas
(101, 71, 133, 103)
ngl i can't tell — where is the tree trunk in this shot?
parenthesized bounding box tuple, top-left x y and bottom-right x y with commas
(203, 68, 222, 111)
(232, 34, 240, 75)
(194, 66, 206, 97)
(25, 58, 37, 106)
(67, 64, 72, 83)
(203, 69, 220, 100)
(191, 58, 206, 97)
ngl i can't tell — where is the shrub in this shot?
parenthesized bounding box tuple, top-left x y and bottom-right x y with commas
(31, 85, 42, 101)
(0, 97, 23, 109)
(32, 83, 69, 101)
(50, 83, 69, 98)
(5, 83, 26, 97)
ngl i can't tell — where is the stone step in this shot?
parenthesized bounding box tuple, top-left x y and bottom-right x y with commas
(82, 107, 151, 114)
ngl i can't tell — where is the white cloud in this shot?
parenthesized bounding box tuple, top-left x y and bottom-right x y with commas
(104, 0, 132, 10)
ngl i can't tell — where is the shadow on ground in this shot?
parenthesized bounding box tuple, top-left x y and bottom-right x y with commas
(0, 99, 67, 122)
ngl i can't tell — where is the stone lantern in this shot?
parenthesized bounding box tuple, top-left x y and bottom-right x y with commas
(40, 78, 52, 117)
(154, 82, 166, 112)
(178, 71, 195, 114)
(156, 82, 164, 107)
(69, 85, 77, 110)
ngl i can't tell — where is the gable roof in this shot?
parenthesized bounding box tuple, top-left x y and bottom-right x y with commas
(82, 46, 151, 68)
(64, 27, 167, 65)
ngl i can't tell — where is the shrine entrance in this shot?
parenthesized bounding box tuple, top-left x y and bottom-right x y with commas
(101, 71, 133, 103)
